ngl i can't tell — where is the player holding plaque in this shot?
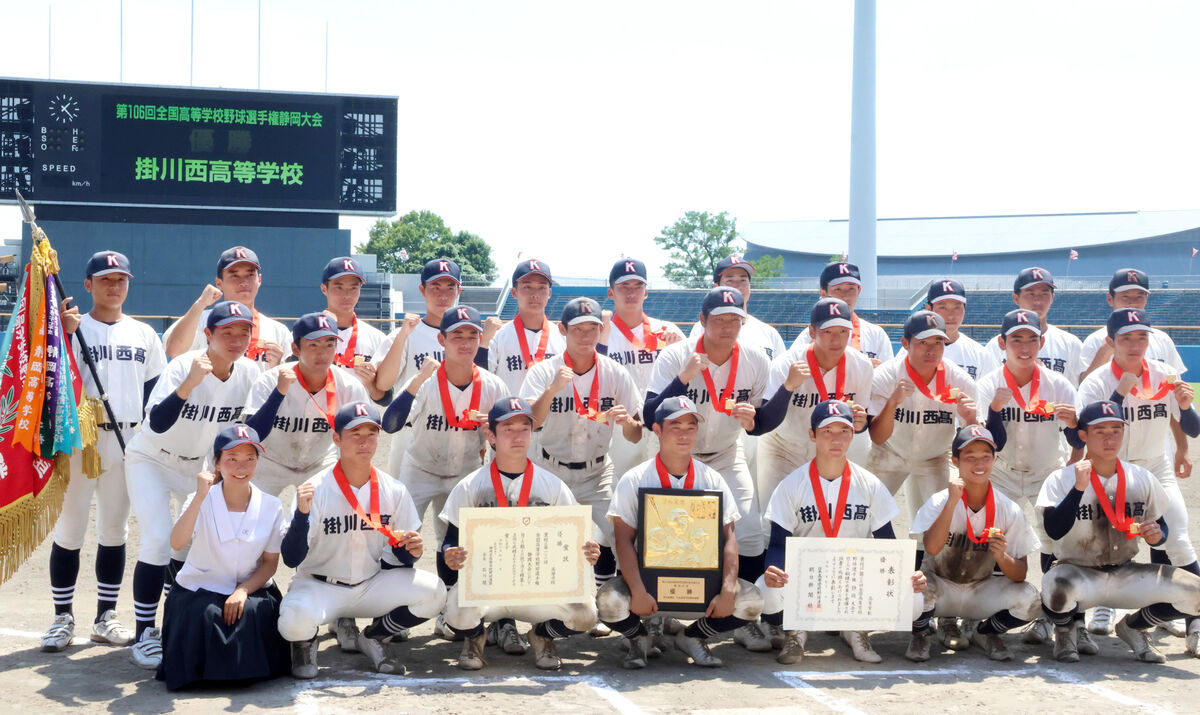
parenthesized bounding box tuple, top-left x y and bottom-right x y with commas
(597, 397, 762, 669)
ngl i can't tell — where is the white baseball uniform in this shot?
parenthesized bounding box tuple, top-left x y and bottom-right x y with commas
(792, 314, 894, 362)
(985, 324, 1083, 386)
(1079, 326, 1185, 377)
(377, 319, 448, 475)
(276, 465, 446, 642)
(335, 316, 388, 367)
(163, 309, 292, 372)
(488, 318, 566, 395)
(244, 366, 371, 497)
(605, 315, 685, 477)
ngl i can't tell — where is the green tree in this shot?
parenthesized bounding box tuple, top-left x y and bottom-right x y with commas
(654, 211, 742, 288)
(750, 253, 785, 285)
(357, 210, 497, 283)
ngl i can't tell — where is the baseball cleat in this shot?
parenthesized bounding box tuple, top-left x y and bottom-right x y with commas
(733, 621, 772, 652)
(1052, 624, 1079, 663)
(1186, 620, 1200, 657)
(486, 620, 499, 646)
(1075, 624, 1099, 656)
(777, 630, 806, 665)
(937, 618, 968, 651)
(764, 621, 786, 650)
(290, 637, 319, 679)
(905, 628, 932, 663)
(1161, 619, 1187, 638)
(622, 635, 651, 669)
(358, 632, 405, 674)
(457, 632, 487, 671)
(41, 613, 75, 652)
(527, 628, 561, 670)
(644, 617, 667, 657)
(435, 614, 463, 642)
(330, 617, 361, 652)
(1087, 606, 1115, 635)
(496, 620, 528, 655)
(968, 626, 1012, 662)
(842, 631, 882, 664)
(90, 609, 135, 647)
(130, 627, 163, 670)
(588, 622, 612, 638)
(1022, 617, 1052, 645)
(1116, 616, 1166, 664)
(674, 632, 723, 667)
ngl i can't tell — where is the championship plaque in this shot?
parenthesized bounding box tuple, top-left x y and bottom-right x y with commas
(636, 488, 724, 612)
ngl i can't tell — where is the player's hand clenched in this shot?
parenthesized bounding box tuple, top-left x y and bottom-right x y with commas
(990, 387, 1012, 411)
(582, 540, 601, 566)
(629, 589, 658, 617)
(1137, 519, 1164, 545)
(195, 283, 223, 309)
(354, 360, 377, 388)
(552, 365, 575, 392)
(1173, 380, 1194, 410)
(986, 529, 1008, 559)
(195, 470, 217, 498)
(1054, 403, 1077, 428)
(1073, 459, 1093, 490)
(1176, 451, 1192, 479)
(851, 403, 868, 432)
(58, 296, 82, 335)
(607, 404, 631, 426)
(763, 565, 789, 589)
(481, 316, 503, 344)
(732, 402, 756, 431)
(890, 378, 914, 404)
(783, 361, 811, 391)
(296, 481, 315, 514)
(911, 571, 927, 594)
(955, 395, 977, 424)
(400, 530, 423, 559)
(661, 329, 683, 346)
(223, 587, 248, 625)
(1116, 372, 1139, 397)
(179, 354, 214, 397)
(444, 546, 468, 570)
(679, 352, 710, 384)
(412, 358, 440, 392)
(276, 366, 297, 395)
(946, 475, 965, 501)
(599, 309, 613, 344)
(263, 342, 284, 368)
(706, 590, 736, 619)
(400, 314, 420, 337)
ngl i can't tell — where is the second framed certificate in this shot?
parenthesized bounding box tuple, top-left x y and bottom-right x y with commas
(636, 488, 724, 612)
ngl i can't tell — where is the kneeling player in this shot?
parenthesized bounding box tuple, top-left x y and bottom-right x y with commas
(758, 400, 925, 665)
(277, 402, 447, 678)
(439, 397, 600, 671)
(907, 426, 1041, 662)
(1038, 400, 1200, 663)
(597, 397, 763, 668)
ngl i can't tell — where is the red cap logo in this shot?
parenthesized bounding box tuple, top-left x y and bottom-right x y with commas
(1127, 271, 1140, 285)
(676, 397, 691, 410)
(316, 315, 331, 329)
(438, 260, 450, 273)
(235, 425, 251, 439)
(508, 397, 523, 411)
(1015, 311, 1031, 324)
(354, 403, 370, 417)
(926, 314, 938, 327)
(227, 303, 244, 316)
(838, 263, 851, 275)
(579, 301, 594, 314)
(828, 302, 842, 316)
(106, 254, 120, 267)
(941, 281, 955, 293)
(1101, 402, 1116, 416)
(1031, 268, 1045, 281)
(234, 247, 249, 259)
(456, 307, 471, 320)
(625, 261, 637, 274)
(721, 290, 737, 304)
(969, 425, 985, 438)
(1126, 310, 1141, 322)
(827, 403, 843, 416)
(343, 259, 356, 272)
(529, 260, 542, 272)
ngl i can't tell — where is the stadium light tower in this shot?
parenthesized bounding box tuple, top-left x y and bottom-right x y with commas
(849, 0, 878, 308)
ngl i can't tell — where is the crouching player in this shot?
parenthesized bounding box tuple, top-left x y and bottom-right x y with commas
(598, 397, 763, 668)
(277, 402, 446, 678)
(1038, 400, 1200, 663)
(439, 397, 600, 671)
(758, 400, 925, 665)
(906, 426, 1041, 662)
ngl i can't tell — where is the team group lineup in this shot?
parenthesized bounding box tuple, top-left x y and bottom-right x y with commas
(35, 243, 1200, 691)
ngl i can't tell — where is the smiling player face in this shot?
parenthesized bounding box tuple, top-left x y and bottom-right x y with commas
(438, 325, 482, 362)
(999, 329, 1044, 368)
(217, 443, 260, 482)
(953, 441, 995, 485)
(205, 322, 253, 362)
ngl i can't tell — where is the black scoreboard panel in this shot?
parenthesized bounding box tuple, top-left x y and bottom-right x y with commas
(0, 78, 396, 214)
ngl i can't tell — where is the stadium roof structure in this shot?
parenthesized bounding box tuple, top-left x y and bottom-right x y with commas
(743, 210, 1200, 257)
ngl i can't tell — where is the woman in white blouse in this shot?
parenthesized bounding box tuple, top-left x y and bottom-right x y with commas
(156, 424, 289, 690)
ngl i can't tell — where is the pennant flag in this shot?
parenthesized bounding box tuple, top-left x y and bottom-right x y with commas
(951, 251, 959, 262)
(398, 248, 409, 261)
(1192, 248, 1197, 258)
(0, 233, 84, 585)
(1069, 249, 1079, 260)
(841, 249, 848, 261)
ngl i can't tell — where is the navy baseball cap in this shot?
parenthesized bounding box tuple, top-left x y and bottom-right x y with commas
(421, 258, 462, 285)
(1077, 400, 1126, 429)
(951, 425, 997, 457)
(488, 396, 535, 425)
(653, 395, 706, 425)
(1000, 309, 1042, 337)
(216, 246, 261, 276)
(292, 312, 339, 344)
(810, 400, 855, 430)
(334, 401, 382, 432)
(562, 297, 603, 326)
(206, 301, 255, 330)
(323, 256, 365, 283)
(1014, 267, 1055, 292)
(1110, 268, 1150, 294)
(512, 258, 552, 284)
(819, 262, 862, 289)
(1106, 307, 1152, 337)
(926, 279, 966, 304)
(903, 310, 948, 341)
(701, 287, 747, 318)
(810, 298, 854, 330)
(441, 305, 483, 333)
(213, 424, 264, 456)
(85, 250, 132, 279)
(609, 258, 648, 286)
(713, 254, 756, 283)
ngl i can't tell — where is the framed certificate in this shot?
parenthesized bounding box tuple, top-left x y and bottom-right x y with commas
(458, 505, 593, 607)
(781, 537, 916, 632)
(636, 488, 724, 612)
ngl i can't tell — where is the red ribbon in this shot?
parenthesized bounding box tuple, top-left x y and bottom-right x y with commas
(1111, 359, 1172, 401)
(697, 336, 740, 415)
(437, 363, 483, 429)
(806, 346, 846, 402)
(1002, 364, 1054, 415)
(562, 351, 604, 421)
(904, 358, 956, 403)
(490, 460, 534, 507)
(962, 483, 997, 544)
(293, 367, 337, 430)
(1090, 461, 1138, 539)
(333, 313, 359, 368)
(514, 314, 551, 368)
(809, 460, 852, 537)
(656, 455, 695, 489)
(333, 462, 402, 547)
(613, 313, 663, 352)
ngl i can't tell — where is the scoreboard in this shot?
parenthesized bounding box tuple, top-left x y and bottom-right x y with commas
(0, 78, 397, 215)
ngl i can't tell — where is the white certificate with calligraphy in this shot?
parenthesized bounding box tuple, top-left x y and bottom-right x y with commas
(781, 537, 916, 631)
(458, 505, 593, 607)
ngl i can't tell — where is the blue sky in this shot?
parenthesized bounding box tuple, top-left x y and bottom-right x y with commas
(5, 0, 1200, 280)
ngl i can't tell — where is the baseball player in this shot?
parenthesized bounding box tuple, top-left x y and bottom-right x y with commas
(984, 267, 1083, 385)
(597, 397, 763, 668)
(757, 400, 926, 664)
(792, 262, 893, 365)
(278, 402, 447, 677)
(1037, 400, 1200, 663)
(906, 426, 1041, 663)
(1077, 308, 1200, 642)
(40, 251, 167, 653)
(439, 397, 601, 670)
(124, 301, 260, 668)
(1079, 269, 1186, 380)
(867, 311, 982, 522)
(163, 246, 291, 370)
(910, 279, 998, 380)
(521, 296, 642, 588)
(599, 258, 685, 478)
(320, 256, 390, 402)
(483, 258, 565, 395)
(974, 309, 1081, 647)
(687, 255, 785, 360)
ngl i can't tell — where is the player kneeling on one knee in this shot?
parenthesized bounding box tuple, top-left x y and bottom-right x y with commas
(157, 425, 290, 690)
(597, 397, 762, 669)
(1037, 400, 1200, 664)
(277, 402, 447, 678)
(756, 400, 926, 665)
(907, 426, 1041, 663)
(438, 397, 601, 671)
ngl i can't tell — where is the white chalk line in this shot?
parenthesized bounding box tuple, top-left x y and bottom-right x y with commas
(0, 627, 89, 647)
